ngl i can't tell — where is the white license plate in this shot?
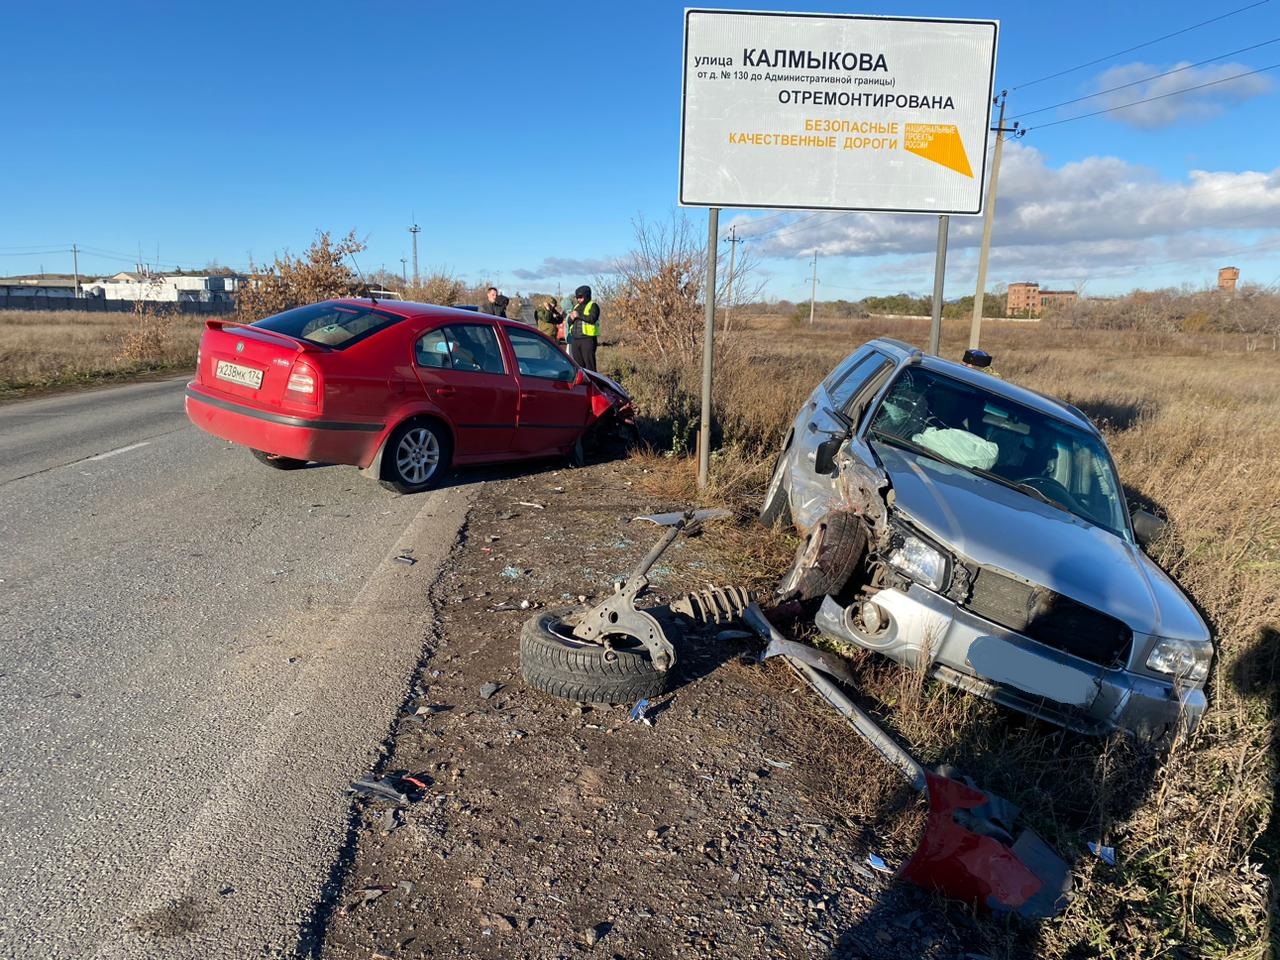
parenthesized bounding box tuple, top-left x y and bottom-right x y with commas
(215, 359, 263, 389)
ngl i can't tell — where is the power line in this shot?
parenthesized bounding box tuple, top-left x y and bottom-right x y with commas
(1009, 37, 1280, 121)
(1025, 61, 1280, 131)
(1012, 0, 1271, 90)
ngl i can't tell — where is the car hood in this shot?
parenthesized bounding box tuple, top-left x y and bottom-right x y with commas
(871, 442, 1207, 641)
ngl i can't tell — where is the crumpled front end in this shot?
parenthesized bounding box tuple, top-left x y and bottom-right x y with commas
(813, 587, 1206, 739)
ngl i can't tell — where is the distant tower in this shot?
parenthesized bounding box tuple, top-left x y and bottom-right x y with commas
(1218, 266, 1239, 293)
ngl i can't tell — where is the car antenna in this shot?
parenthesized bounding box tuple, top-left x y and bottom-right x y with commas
(346, 250, 375, 302)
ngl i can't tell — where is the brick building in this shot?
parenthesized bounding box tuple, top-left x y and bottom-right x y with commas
(1218, 266, 1239, 293)
(1006, 281, 1078, 317)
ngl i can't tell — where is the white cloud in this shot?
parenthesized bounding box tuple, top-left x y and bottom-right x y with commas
(728, 143, 1280, 290)
(1092, 61, 1274, 129)
(512, 256, 616, 282)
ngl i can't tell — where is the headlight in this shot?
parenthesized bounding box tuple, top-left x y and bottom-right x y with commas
(887, 534, 947, 591)
(1146, 637, 1213, 682)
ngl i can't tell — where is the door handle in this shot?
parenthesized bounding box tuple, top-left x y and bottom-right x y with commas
(435, 387, 456, 397)
(521, 392, 537, 401)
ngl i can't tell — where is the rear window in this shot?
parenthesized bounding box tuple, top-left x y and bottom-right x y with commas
(254, 302, 402, 348)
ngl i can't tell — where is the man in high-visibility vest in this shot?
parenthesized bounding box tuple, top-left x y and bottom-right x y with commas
(568, 284, 600, 371)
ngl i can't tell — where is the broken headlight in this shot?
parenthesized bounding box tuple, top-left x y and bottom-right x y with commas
(886, 524, 948, 591)
(1146, 637, 1213, 682)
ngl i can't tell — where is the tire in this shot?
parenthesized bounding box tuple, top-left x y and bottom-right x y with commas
(379, 419, 451, 494)
(520, 607, 669, 704)
(251, 449, 308, 470)
(759, 447, 793, 528)
(777, 511, 867, 602)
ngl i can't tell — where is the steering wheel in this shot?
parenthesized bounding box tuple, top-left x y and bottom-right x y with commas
(1015, 475, 1082, 510)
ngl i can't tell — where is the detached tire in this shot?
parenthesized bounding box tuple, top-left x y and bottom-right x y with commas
(251, 449, 308, 470)
(778, 511, 867, 601)
(380, 419, 451, 494)
(759, 448, 793, 528)
(520, 608, 669, 704)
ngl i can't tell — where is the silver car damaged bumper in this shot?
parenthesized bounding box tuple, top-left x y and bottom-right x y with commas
(815, 588, 1206, 739)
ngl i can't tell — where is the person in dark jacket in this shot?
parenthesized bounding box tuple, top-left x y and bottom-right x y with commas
(567, 285, 600, 371)
(478, 286, 507, 316)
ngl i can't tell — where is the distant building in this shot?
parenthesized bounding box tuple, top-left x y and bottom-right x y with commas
(0, 275, 79, 298)
(1218, 266, 1239, 294)
(1006, 281, 1078, 317)
(83, 271, 243, 303)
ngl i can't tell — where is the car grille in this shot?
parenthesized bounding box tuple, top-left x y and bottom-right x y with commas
(965, 568, 1132, 667)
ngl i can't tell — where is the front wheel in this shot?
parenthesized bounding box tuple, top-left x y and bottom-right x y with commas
(380, 420, 451, 494)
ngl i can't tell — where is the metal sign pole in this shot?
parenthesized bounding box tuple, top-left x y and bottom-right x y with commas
(698, 207, 719, 491)
(927, 215, 949, 356)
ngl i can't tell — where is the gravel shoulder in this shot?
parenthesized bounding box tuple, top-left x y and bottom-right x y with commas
(317, 457, 980, 960)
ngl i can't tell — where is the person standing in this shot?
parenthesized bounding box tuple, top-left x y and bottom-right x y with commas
(567, 285, 600, 371)
(478, 286, 506, 316)
(535, 297, 564, 342)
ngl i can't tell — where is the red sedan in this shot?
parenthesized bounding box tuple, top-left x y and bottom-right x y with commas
(185, 299, 634, 492)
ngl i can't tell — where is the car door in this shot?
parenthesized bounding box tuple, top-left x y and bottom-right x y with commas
(411, 322, 518, 458)
(501, 325, 592, 454)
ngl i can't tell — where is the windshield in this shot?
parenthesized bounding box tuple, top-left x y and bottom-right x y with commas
(866, 367, 1130, 538)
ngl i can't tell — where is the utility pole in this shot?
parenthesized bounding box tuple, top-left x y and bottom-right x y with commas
(408, 219, 421, 287)
(723, 225, 744, 328)
(970, 91, 1017, 349)
(808, 251, 818, 325)
(400, 257, 408, 287)
(71, 243, 81, 299)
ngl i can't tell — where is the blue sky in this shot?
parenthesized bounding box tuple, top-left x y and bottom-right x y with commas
(3, 0, 1278, 301)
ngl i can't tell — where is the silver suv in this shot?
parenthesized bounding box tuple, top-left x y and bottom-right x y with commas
(762, 337, 1211, 739)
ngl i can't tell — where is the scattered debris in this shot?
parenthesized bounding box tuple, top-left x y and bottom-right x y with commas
(633, 508, 733, 526)
(628, 698, 653, 724)
(866, 854, 892, 874)
(349, 777, 408, 805)
(743, 603, 1073, 919)
(393, 554, 417, 565)
(397, 880, 414, 895)
(763, 758, 793, 769)
(479, 682, 502, 700)
(516, 501, 546, 510)
(1088, 842, 1117, 866)
(499, 566, 522, 580)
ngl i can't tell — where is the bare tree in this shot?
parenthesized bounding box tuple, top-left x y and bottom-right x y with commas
(601, 212, 763, 361)
(235, 230, 367, 322)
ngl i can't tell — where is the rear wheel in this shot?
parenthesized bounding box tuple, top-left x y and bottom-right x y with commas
(379, 420, 451, 494)
(251, 449, 308, 470)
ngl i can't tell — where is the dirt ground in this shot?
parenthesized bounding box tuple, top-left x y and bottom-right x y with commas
(317, 456, 1010, 960)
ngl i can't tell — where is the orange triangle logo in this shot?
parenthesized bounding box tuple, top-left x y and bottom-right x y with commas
(903, 123, 973, 178)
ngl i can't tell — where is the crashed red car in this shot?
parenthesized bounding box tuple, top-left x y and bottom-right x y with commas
(185, 298, 634, 492)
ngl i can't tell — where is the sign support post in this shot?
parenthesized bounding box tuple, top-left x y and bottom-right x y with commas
(927, 216, 949, 356)
(698, 206, 719, 491)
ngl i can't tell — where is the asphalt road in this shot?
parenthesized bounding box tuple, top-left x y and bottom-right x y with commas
(0, 378, 474, 958)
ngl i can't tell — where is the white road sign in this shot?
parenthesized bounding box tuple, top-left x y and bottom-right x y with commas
(680, 9, 999, 215)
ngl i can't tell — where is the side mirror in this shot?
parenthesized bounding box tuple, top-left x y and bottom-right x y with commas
(1131, 508, 1167, 548)
(815, 437, 843, 475)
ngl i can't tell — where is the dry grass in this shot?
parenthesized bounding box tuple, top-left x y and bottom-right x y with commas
(0, 308, 202, 398)
(608, 313, 1279, 959)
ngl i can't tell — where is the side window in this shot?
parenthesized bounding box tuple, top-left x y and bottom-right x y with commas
(821, 346, 875, 397)
(846, 359, 893, 424)
(444, 324, 506, 375)
(415, 329, 451, 369)
(506, 327, 577, 382)
(829, 354, 887, 411)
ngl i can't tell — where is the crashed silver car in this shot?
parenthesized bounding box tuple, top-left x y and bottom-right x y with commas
(761, 337, 1211, 739)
